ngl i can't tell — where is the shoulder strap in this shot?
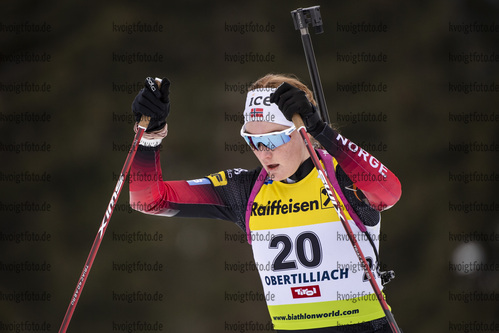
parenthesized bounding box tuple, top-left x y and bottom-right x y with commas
(245, 151, 367, 243)
(245, 168, 268, 244)
(320, 149, 395, 284)
(318, 149, 367, 233)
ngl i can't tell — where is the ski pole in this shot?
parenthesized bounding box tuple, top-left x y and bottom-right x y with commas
(58, 79, 160, 332)
(291, 6, 330, 125)
(290, 7, 402, 333)
(293, 115, 402, 333)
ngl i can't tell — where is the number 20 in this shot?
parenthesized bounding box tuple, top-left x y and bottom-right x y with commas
(269, 232, 322, 271)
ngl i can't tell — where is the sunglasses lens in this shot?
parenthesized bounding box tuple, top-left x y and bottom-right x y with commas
(241, 126, 295, 151)
(243, 132, 291, 150)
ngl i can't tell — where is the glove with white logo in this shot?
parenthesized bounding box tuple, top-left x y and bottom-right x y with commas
(270, 82, 325, 137)
(132, 77, 170, 132)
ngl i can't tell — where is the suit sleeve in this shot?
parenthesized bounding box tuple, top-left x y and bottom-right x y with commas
(129, 145, 259, 231)
(314, 125, 402, 211)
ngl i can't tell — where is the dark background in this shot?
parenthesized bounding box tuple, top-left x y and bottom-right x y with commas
(1, 1, 498, 332)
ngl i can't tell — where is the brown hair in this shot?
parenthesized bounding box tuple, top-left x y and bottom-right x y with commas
(249, 73, 317, 106)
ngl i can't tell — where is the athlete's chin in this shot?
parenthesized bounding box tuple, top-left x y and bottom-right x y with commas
(266, 168, 291, 182)
(269, 173, 284, 182)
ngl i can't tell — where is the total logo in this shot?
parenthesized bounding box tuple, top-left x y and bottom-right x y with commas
(291, 285, 321, 299)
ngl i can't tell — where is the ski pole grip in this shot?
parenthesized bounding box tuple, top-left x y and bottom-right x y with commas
(292, 113, 305, 129)
(137, 78, 162, 129)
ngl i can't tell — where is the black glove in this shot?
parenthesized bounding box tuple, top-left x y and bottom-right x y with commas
(269, 82, 324, 136)
(132, 77, 170, 132)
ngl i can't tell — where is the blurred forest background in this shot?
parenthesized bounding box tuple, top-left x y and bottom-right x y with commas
(1, 0, 498, 332)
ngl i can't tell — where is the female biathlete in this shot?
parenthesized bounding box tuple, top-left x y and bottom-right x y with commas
(128, 74, 402, 333)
